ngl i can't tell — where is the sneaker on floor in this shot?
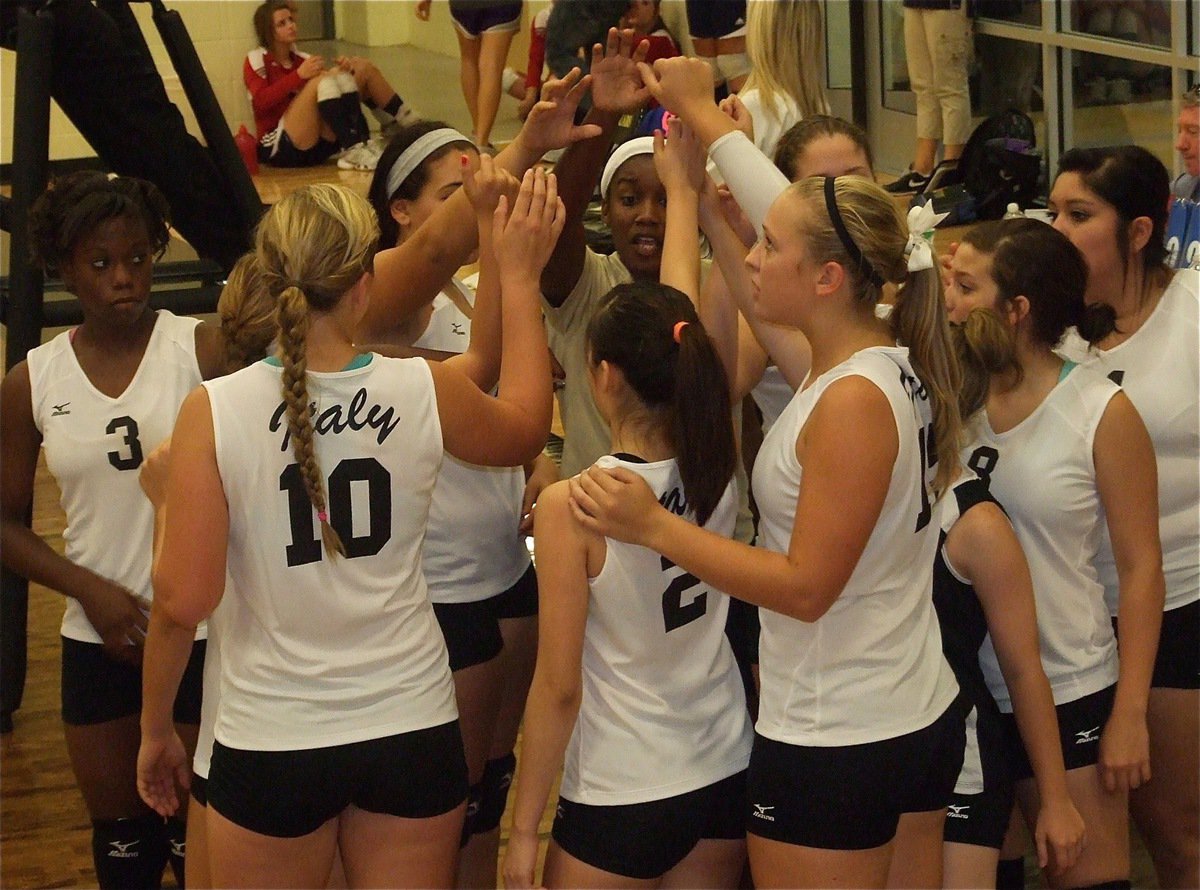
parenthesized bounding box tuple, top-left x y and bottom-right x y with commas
(337, 140, 381, 171)
(883, 168, 932, 195)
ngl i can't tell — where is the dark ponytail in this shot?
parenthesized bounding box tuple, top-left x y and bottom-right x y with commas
(587, 283, 736, 526)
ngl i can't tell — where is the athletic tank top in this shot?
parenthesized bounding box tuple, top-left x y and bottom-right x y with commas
(204, 355, 457, 751)
(27, 311, 204, 643)
(411, 278, 530, 602)
(964, 366, 1120, 711)
(751, 364, 793, 432)
(752, 346, 959, 746)
(1058, 269, 1199, 614)
(560, 456, 752, 805)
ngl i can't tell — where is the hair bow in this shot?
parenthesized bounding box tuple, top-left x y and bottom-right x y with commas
(904, 203, 949, 273)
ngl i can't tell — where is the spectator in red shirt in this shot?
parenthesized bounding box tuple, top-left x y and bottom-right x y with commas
(245, 0, 417, 170)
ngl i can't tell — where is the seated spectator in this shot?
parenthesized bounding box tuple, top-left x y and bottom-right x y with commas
(245, 0, 416, 171)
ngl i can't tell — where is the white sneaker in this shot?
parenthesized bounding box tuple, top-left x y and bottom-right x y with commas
(337, 141, 381, 171)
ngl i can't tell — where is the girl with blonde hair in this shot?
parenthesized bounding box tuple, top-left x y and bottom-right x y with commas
(137, 171, 562, 887)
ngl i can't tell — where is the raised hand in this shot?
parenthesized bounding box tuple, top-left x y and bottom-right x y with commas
(719, 94, 755, 143)
(653, 118, 707, 196)
(517, 68, 604, 156)
(463, 152, 521, 221)
(637, 55, 716, 118)
(494, 168, 567, 283)
(589, 27, 651, 114)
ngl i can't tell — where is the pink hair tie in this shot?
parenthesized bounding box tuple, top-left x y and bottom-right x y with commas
(672, 321, 689, 343)
(317, 511, 329, 523)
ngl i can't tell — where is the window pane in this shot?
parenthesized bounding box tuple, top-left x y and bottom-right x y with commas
(975, 0, 1041, 27)
(1069, 52, 1174, 169)
(974, 34, 1046, 150)
(1067, 1, 1172, 51)
(881, 0, 915, 113)
(826, 0, 852, 91)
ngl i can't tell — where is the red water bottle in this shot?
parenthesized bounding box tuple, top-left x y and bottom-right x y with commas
(235, 124, 259, 175)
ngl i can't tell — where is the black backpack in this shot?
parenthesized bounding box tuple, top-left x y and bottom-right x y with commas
(913, 109, 1042, 225)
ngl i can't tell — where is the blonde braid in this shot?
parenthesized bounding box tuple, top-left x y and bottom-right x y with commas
(276, 285, 345, 558)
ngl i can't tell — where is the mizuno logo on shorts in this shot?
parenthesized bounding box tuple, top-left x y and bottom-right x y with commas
(947, 805, 970, 819)
(752, 804, 776, 822)
(1075, 726, 1100, 744)
(108, 840, 139, 858)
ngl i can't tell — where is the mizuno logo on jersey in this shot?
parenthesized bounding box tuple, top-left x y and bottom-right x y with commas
(107, 840, 140, 858)
(1075, 726, 1100, 744)
(51, 402, 71, 416)
(451, 322, 465, 336)
(947, 805, 970, 819)
(752, 804, 776, 822)
(270, 388, 400, 451)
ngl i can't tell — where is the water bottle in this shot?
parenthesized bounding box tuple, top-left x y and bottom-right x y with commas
(235, 124, 259, 176)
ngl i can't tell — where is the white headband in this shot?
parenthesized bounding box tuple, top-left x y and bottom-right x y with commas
(385, 128, 472, 200)
(600, 136, 655, 199)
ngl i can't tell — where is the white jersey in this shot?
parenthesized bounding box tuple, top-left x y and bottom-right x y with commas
(204, 355, 457, 751)
(412, 278, 530, 603)
(27, 311, 205, 643)
(1059, 269, 1199, 614)
(192, 593, 227, 779)
(751, 364, 794, 432)
(560, 456, 752, 806)
(966, 366, 1121, 711)
(752, 347, 959, 747)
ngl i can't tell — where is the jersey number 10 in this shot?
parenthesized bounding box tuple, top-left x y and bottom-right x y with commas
(280, 458, 392, 567)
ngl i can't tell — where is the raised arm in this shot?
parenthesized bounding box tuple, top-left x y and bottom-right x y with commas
(698, 181, 812, 391)
(1094, 391, 1165, 793)
(651, 120, 706, 302)
(359, 69, 601, 340)
(0, 363, 149, 666)
(431, 168, 563, 467)
(540, 28, 651, 306)
(442, 154, 521, 391)
(503, 482, 591, 889)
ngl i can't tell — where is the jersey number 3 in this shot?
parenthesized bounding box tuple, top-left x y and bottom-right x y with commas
(106, 416, 144, 471)
(280, 458, 392, 567)
(661, 556, 707, 633)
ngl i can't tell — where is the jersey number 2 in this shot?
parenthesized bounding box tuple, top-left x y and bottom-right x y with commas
(280, 458, 392, 567)
(661, 556, 707, 633)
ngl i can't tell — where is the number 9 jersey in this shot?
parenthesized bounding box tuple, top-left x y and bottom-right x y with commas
(203, 353, 457, 753)
(27, 310, 205, 644)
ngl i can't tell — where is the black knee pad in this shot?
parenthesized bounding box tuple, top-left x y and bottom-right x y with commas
(165, 816, 187, 888)
(91, 816, 170, 890)
(474, 751, 517, 835)
(1069, 882, 1131, 890)
(996, 856, 1025, 890)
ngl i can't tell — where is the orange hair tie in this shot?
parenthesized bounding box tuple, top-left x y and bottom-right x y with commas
(672, 321, 690, 343)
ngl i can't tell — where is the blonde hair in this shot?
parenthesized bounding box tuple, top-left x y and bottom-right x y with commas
(218, 253, 276, 374)
(255, 184, 379, 558)
(789, 175, 962, 493)
(741, 0, 829, 130)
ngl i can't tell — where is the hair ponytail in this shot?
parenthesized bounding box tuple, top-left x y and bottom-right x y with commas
(672, 321, 736, 527)
(890, 266, 962, 493)
(951, 308, 1018, 421)
(256, 184, 379, 560)
(276, 285, 346, 558)
(587, 283, 736, 526)
(218, 253, 276, 374)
